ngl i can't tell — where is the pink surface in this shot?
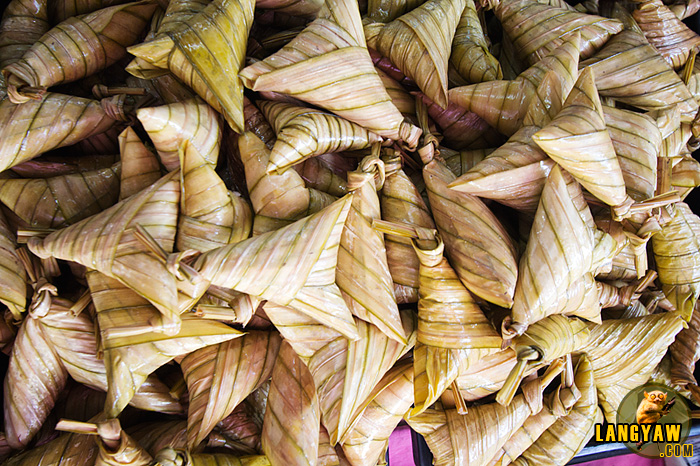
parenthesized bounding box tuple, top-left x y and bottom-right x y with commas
(388, 425, 415, 466)
(551, 454, 663, 466)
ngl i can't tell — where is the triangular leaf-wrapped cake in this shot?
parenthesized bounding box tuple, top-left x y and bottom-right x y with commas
(0, 209, 27, 319)
(137, 98, 222, 171)
(127, 0, 255, 132)
(373, 0, 465, 109)
(450, 0, 502, 84)
(118, 127, 161, 201)
(191, 195, 359, 341)
(28, 172, 182, 335)
(495, 0, 621, 65)
(581, 311, 686, 422)
(0, 0, 49, 70)
(240, 0, 420, 148)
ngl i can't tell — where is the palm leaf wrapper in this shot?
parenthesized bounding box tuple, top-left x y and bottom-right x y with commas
(1, 0, 700, 465)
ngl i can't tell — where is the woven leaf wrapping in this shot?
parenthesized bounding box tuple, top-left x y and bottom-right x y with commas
(28, 171, 182, 334)
(89, 418, 153, 466)
(408, 371, 559, 466)
(509, 166, 603, 336)
(581, 28, 699, 119)
(49, 0, 132, 22)
(374, 0, 465, 109)
(581, 312, 685, 422)
(4, 312, 68, 449)
(240, 0, 420, 147)
(127, 0, 255, 132)
(3, 1, 157, 102)
(307, 336, 348, 444)
(495, 0, 621, 65)
(340, 360, 413, 466)
(4, 429, 98, 466)
(152, 448, 271, 466)
(0, 209, 26, 319)
(411, 235, 501, 414)
(448, 66, 578, 212)
(337, 156, 405, 343)
(0, 0, 49, 69)
(181, 331, 281, 449)
(423, 158, 518, 308)
(240, 130, 311, 220)
(137, 98, 221, 171)
(512, 355, 600, 466)
(256, 0, 323, 16)
(652, 202, 700, 319)
(533, 67, 628, 208)
(367, 0, 425, 22)
(262, 341, 320, 466)
(0, 93, 115, 173)
(603, 106, 661, 202)
(0, 163, 120, 229)
(177, 141, 252, 252)
(156, 0, 209, 36)
(448, 33, 580, 137)
(294, 157, 348, 198)
(450, 0, 502, 84)
(259, 101, 383, 174)
(118, 127, 161, 200)
(192, 195, 358, 341)
(670, 302, 700, 388)
(380, 155, 436, 304)
(455, 348, 538, 401)
(634, 0, 700, 69)
(87, 271, 242, 417)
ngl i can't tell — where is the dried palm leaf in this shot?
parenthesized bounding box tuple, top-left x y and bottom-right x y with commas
(634, 0, 700, 69)
(127, 0, 254, 133)
(177, 141, 251, 252)
(256, 0, 323, 17)
(49, 0, 134, 22)
(4, 424, 99, 466)
(405, 230, 501, 413)
(581, 311, 685, 422)
(669, 303, 700, 393)
(0, 0, 49, 70)
(262, 340, 320, 466)
(652, 202, 700, 320)
(497, 315, 589, 405)
(440, 148, 493, 177)
(337, 314, 415, 444)
(192, 196, 358, 340)
(422, 147, 518, 308)
(366, 0, 425, 22)
(88, 270, 241, 416)
(512, 355, 601, 466)
(670, 0, 700, 19)
(153, 448, 270, 466)
(337, 155, 404, 343)
(258, 101, 383, 173)
(375, 69, 415, 121)
(455, 348, 538, 401)
(581, 28, 699, 119)
(0, 164, 120, 229)
(408, 363, 563, 466)
(294, 157, 348, 198)
(181, 331, 281, 449)
(118, 127, 161, 200)
(28, 171, 181, 334)
(240, 0, 420, 147)
(0, 210, 27, 320)
(533, 68, 632, 213)
(340, 360, 413, 466)
(157, 0, 209, 35)
(380, 154, 435, 304)
(451, 0, 502, 84)
(137, 98, 221, 171)
(487, 370, 581, 466)
(318, 426, 340, 466)
(0, 93, 115, 173)
(415, 93, 503, 150)
(3, 1, 157, 103)
(495, 0, 622, 65)
(448, 33, 581, 137)
(374, 0, 465, 109)
(4, 309, 68, 449)
(56, 418, 152, 466)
